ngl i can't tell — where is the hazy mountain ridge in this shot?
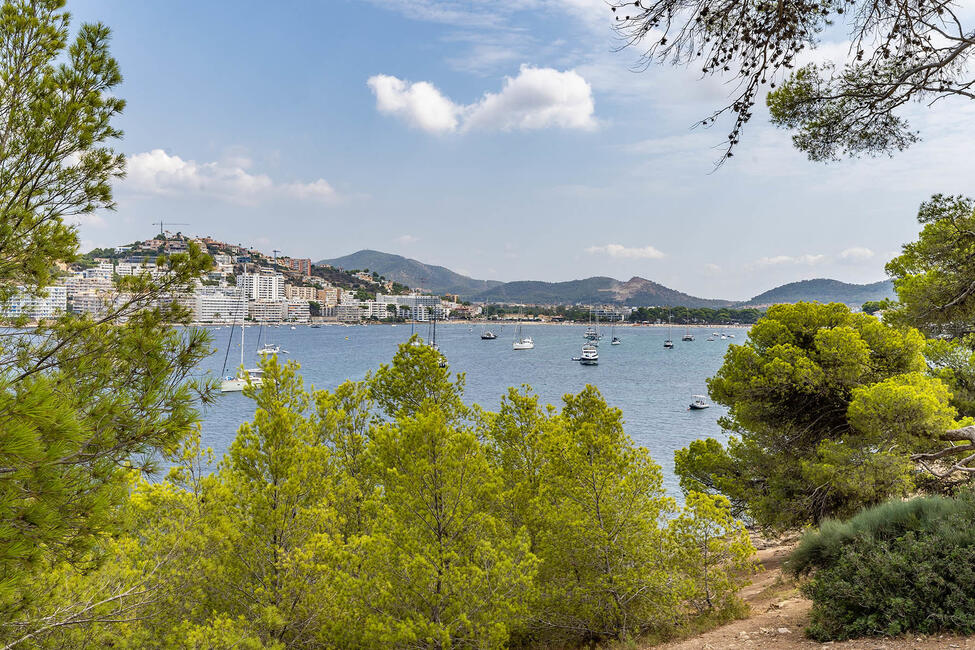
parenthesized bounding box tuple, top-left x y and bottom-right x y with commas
(743, 278, 895, 307)
(319, 250, 893, 307)
(318, 250, 503, 296)
(470, 276, 733, 308)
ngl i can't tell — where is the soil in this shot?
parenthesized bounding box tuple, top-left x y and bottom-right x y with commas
(650, 542, 975, 650)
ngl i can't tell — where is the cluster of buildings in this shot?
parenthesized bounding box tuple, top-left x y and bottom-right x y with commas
(4, 233, 474, 325)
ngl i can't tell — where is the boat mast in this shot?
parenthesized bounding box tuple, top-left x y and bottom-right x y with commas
(241, 262, 246, 368)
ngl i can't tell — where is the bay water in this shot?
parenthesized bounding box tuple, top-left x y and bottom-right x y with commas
(197, 323, 741, 495)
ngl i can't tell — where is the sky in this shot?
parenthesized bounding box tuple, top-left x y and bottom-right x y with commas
(68, 0, 975, 301)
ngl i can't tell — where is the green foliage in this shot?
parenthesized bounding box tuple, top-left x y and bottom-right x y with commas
(0, 0, 215, 624)
(675, 302, 957, 531)
(789, 494, 975, 641)
(860, 300, 889, 315)
(8, 344, 757, 648)
(767, 63, 918, 162)
(886, 195, 975, 339)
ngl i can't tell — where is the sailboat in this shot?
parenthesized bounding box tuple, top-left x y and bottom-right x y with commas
(428, 305, 447, 367)
(258, 251, 287, 355)
(682, 321, 694, 342)
(584, 308, 599, 341)
(221, 266, 263, 393)
(610, 321, 621, 345)
(513, 322, 534, 350)
(664, 311, 674, 349)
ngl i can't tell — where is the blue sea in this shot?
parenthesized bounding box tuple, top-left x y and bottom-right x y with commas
(196, 322, 741, 495)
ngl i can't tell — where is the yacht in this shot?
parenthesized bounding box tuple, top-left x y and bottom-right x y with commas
(579, 343, 599, 365)
(682, 324, 695, 342)
(688, 395, 710, 410)
(513, 323, 534, 350)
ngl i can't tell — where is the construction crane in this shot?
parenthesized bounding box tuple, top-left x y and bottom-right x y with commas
(151, 221, 189, 237)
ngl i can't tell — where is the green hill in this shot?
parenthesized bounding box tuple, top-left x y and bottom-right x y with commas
(743, 279, 895, 307)
(317, 250, 503, 296)
(471, 276, 733, 307)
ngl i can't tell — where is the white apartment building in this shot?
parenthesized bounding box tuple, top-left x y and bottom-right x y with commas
(286, 300, 310, 322)
(195, 293, 247, 323)
(4, 286, 67, 321)
(249, 300, 287, 322)
(237, 270, 283, 301)
(336, 303, 363, 322)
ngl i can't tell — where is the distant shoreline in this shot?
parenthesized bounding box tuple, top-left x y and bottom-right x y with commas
(188, 321, 753, 329)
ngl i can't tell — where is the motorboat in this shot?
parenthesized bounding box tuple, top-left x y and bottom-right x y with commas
(689, 395, 710, 410)
(579, 343, 598, 365)
(611, 336, 621, 345)
(257, 342, 286, 356)
(663, 339, 674, 349)
(481, 330, 498, 340)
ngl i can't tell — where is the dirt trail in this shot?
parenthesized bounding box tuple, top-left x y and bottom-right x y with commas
(652, 543, 975, 650)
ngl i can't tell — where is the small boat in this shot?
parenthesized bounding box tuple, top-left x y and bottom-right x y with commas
(664, 310, 675, 348)
(682, 323, 694, 342)
(481, 330, 498, 340)
(720, 334, 727, 340)
(728, 333, 736, 338)
(221, 367, 264, 393)
(513, 323, 534, 350)
(310, 324, 322, 329)
(257, 342, 287, 356)
(611, 336, 621, 345)
(291, 326, 297, 330)
(707, 336, 715, 342)
(579, 343, 598, 365)
(688, 395, 710, 410)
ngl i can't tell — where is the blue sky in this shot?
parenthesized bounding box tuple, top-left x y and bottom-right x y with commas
(70, 0, 975, 300)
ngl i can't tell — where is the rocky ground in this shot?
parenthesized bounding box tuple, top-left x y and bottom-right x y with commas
(651, 543, 975, 650)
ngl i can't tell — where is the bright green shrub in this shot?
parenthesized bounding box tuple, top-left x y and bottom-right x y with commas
(790, 494, 975, 641)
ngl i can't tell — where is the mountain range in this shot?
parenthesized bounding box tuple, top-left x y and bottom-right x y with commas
(318, 250, 894, 308)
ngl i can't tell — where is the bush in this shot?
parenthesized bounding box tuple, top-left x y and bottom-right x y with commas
(789, 494, 975, 640)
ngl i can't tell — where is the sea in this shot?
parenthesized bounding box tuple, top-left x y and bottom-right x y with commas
(196, 322, 742, 496)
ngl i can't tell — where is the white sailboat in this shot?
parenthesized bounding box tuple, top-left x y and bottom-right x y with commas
(610, 321, 621, 345)
(682, 322, 694, 342)
(664, 311, 674, 349)
(221, 266, 263, 393)
(513, 322, 534, 350)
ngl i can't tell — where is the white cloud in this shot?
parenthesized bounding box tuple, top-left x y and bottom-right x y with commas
(396, 234, 420, 244)
(754, 253, 827, 266)
(464, 65, 597, 132)
(367, 65, 597, 133)
(367, 75, 461, 133)
(585, 243, 665, 259)
(840, 246, 875, 261)
(125, 149, 339, 204)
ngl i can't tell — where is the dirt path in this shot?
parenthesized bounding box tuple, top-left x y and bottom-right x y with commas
(652, 543, 975, 650)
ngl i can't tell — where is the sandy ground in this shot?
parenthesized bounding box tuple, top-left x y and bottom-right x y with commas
(651, 543, 975, 650)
